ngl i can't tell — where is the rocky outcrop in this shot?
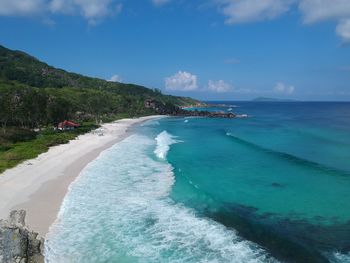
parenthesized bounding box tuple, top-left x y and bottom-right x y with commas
(144, 99, 236, 118)
(0, 210, 44, 263)
(175, 109, 236, 118)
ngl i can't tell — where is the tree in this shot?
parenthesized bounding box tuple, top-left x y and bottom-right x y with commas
(47, 96, 72, 127)
(153, 88, 162, 95)
(19, 88, 47, 128)
(86, 92, 115, 124)
(0, 89, 11, 134)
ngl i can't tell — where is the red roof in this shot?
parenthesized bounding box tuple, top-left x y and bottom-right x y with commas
(58, 120, 80, 128)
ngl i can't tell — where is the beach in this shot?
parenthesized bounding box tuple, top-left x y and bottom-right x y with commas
(0, 115, 163, 237)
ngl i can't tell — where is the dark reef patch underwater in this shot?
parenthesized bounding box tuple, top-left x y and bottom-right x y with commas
(208, 204, 350, 263)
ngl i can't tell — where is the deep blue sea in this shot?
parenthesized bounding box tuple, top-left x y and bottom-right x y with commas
(46, 102, 350, 263)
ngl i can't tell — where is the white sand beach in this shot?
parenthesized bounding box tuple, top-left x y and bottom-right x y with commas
(0, 116, 163, 237)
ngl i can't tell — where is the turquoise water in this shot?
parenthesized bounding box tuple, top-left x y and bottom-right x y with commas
(46, 102, 350, 263)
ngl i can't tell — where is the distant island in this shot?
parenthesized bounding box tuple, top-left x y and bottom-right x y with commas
(252, 97, 298, 102)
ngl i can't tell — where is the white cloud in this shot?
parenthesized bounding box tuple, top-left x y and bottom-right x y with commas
(208, 80, 232, 93)
(336, 19, 350, 42)
(217, 0, 293, 24)
(274, 82, 295, 94)
(0, 0, 45, 16)
(298, 0, 350, 43)
(49, 0, 73, 14)
(152, 0, 171, 6)
(216, 0, 350, 25)
(165, 71, 198, 91)
(0, 0, 122, 23)
(50, 0, 123, 24)
(299, 0, 350, 24)
(214, 0, 350, 43)
(108, 74, 122, 82)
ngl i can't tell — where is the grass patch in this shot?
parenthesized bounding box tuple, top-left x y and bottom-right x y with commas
(0, 122, 99, 174)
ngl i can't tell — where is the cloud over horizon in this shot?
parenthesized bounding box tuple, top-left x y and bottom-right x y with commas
(208, 80, 233, 93)
(108, 74, 122, 82)
(165, 71, 198, 91)
(274, 82, 295, 94)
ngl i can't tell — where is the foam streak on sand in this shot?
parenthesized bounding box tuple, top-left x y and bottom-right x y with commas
(0, 116, 163, 237)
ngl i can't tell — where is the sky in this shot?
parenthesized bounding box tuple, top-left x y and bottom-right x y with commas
(0, 0, 349, 101)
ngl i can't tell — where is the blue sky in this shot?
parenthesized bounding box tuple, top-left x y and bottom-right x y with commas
(0, 0, 349, 101)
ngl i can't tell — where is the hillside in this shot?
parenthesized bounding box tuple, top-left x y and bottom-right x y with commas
(0, 45, 199, 106)
(0, 44, 201, 172)
(0, 44, 202, 127)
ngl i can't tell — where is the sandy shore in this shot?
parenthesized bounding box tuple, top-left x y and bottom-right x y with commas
(0, 115, 163, 237)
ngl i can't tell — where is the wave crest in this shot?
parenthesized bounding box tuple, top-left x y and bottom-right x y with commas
(154, 131, 181, 160)
(225, 132, 350, 177)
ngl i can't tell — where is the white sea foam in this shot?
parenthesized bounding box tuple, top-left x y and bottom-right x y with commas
(154, 130, 181, 160)
(226, 132, 234, 137)
(330, 252, 350, 263)
(46, 133, 277, 263)
(141, 119, 160, 126)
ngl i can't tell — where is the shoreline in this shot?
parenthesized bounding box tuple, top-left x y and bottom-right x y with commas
(0, 115, 163, 237)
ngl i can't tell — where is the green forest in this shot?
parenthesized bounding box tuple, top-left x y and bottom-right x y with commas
(0, 44, 200, 172)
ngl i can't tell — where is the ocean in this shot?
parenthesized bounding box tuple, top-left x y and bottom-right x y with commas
(45, 102, 350, 263)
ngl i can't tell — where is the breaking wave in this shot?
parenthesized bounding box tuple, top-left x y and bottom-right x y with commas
(154, 131, 181, 160)
(46, 133, 277, 263)
(330, 252, 350, 263)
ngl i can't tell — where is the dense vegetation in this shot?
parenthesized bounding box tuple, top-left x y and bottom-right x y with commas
(0, 45, 199, 131)
(0, 44, 200, 172)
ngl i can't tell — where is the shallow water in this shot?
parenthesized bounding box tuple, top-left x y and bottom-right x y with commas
(46, 102, 350, 263)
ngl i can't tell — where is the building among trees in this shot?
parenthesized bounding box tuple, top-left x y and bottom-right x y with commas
(57, 120, 80, 131)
